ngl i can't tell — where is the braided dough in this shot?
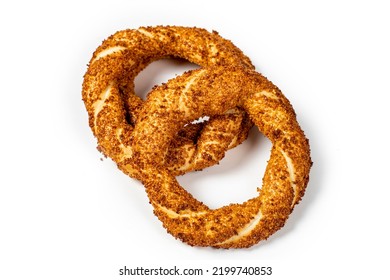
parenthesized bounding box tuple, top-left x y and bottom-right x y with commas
(82, 26, 254, 179)
(129, 66, 312, 248)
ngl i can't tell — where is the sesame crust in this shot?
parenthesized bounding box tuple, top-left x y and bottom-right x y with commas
(129, 66, 312, 248)
(82, 26, 312, 249)
(82, 26, 254, 179)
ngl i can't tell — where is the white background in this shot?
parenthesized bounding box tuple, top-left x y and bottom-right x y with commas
(1, 0, 389, 279)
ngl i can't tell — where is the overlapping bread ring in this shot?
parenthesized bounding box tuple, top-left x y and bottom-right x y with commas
(129, 66, 312, 248)
(82, 26, 254, 179)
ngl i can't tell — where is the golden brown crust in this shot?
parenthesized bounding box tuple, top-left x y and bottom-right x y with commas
(129, 66, 312, 248)
(82, 26, 254, 179)
(82, 26, 312, 249)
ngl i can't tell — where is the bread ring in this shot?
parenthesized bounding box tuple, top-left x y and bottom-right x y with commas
(82, 26, 254, 178)
(129, 66, 312, 248)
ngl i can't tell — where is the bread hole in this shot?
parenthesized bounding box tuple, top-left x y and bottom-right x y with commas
(176, 128, 272, 209)
(134, 58, 199, 100)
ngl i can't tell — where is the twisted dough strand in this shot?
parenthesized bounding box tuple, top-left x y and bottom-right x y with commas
(82, 26, 254, 179)
(129, 66, 312, 248)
